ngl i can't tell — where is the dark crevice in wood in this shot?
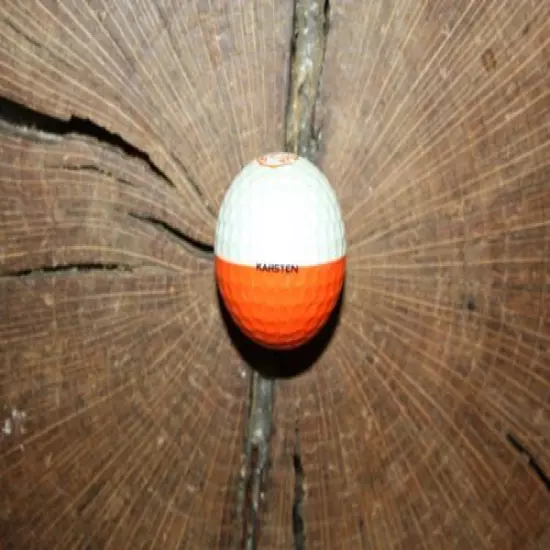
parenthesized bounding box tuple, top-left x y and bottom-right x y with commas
(0, 95, 172, 187)
(0, 96, 215, 258)
(76, 482, 102, 515)
(234, 1, 331, 546)
(50, 163, 137, 188)
(231, 369, 255, 550)
(323, 0, 331, 34)
(506, 433, 550, 491)
(235, 0, 330, 546)
(1, 263, 133, 278)
(1, 94, 215, 218)
(285, 0, 331, 161)
(126, 211, 214, 258)
(239, 372, 274, 550)
(292, 422, 306, 550)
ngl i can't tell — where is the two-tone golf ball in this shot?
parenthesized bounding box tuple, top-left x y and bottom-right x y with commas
(214, 152, 346, 350)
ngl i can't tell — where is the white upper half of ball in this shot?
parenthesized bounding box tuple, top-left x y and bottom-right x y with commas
(215, 153, 346, 266)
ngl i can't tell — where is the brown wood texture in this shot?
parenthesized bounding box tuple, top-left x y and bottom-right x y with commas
(1, 1, 549, 549)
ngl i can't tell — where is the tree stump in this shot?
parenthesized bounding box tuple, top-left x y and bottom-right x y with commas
(1, 1, 549, 549)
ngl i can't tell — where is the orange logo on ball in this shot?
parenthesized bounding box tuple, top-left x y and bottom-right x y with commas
(256, 152, 298, 168)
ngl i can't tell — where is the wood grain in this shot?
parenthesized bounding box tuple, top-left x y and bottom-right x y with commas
(1, 1, 549, 549)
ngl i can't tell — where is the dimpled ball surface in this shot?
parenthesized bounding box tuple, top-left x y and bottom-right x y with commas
(214, 152, 346, 350)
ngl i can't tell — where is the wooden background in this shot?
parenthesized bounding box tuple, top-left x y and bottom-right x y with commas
(1, 1, 549, 548)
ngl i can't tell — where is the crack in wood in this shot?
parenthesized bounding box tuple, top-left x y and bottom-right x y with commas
(126, 211, 214, 258)
(0, 95, 216, 224)
(0, 94, 215, 222)
(506, 433, 550, 491)
(285, 0, 331, 160)
(0, 96, 172, 188)
(235, 372, 274, 550)
(1, 263, 133, 279)
(0, 95, 215, 265)
(292, 422, 306, 550)
(48, 163, 138, 188)
(237, 1, 331, 548)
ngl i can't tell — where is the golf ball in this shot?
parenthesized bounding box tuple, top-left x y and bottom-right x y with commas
(215, 152, 346, 350)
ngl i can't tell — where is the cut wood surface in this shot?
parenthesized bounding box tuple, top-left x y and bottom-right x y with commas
(1, 1, 549, 549)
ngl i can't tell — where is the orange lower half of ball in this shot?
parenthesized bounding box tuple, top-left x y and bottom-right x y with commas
(215, 256, 346, 349)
